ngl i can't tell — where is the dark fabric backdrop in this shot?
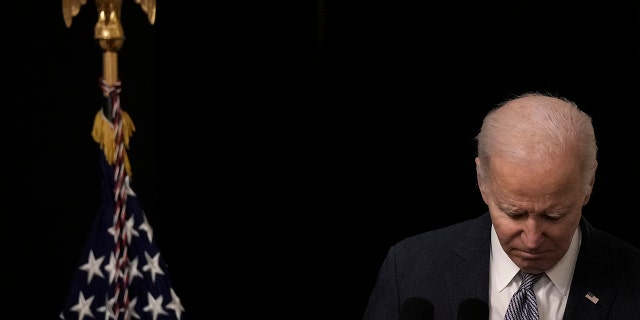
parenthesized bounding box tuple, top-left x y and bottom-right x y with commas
(9, 1, 638, 319)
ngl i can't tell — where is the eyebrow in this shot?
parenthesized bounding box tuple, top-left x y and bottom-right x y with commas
(497, 204, 571, 217)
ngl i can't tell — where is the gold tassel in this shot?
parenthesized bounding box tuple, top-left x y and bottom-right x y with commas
(91, 110, 136, 177)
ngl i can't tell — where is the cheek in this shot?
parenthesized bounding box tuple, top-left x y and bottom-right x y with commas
(491, 215, 521, 243)
(543, 220, 579, 244)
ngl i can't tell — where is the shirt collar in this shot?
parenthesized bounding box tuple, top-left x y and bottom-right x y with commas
(490, 223, 581, 295)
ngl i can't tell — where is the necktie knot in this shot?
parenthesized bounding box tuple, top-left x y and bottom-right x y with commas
(520, 272, 542, 290)
(504, 271, 544, 320)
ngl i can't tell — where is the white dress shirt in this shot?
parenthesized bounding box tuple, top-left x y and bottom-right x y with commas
(488, 224, 581, 320)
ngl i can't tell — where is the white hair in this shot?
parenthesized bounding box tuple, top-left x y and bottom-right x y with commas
(475, 92, 598, 190)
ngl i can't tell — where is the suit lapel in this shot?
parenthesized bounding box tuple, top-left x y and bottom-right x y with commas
(444, 214, 492, 315)
(562, 218, 614, 320)
(563, 280, 613, 320)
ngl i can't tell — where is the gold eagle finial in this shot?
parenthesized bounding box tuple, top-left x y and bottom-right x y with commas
(62, 0, 156, 32)
(61, 0, 156, 85)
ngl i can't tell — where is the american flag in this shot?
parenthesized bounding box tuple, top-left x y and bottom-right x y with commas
(60, 80, 185, 320)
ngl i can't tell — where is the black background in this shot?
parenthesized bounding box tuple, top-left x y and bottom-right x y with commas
(9, 1, 639, 319)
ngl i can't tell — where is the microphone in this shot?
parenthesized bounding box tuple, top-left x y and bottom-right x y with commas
(400, 297, 434, 320)
(456, 298, 489, 320)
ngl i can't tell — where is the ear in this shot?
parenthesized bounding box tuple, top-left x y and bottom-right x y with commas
(475, 157, 490, 205)
(582, 161, 598, 206)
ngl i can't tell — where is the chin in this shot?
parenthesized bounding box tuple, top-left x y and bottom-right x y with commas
(516, 259, 552, 274)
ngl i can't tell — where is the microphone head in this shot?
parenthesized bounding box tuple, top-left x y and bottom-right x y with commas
(400, 297, 434, 320)
(456, 298, 489, 320)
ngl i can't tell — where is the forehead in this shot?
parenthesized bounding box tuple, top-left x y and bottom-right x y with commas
(488, 155, 583, 198)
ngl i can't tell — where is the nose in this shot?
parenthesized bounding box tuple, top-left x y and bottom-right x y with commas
(521, 218, 544, 250)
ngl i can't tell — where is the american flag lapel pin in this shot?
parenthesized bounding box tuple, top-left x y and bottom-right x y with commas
(585, 291, 599, 304)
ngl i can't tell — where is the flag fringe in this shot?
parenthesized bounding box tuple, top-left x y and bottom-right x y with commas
(91, 110, 136, 177)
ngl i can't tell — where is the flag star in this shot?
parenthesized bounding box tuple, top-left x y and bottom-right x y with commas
(96, 295, 117, 320)
(124, 176, 137, 196)
(125, 296, 141, 319)
(104, 252, 118, 284)
(107, 227, 117, 243)
(124, 216, 140, 244)
(142, 252, 165, 283)
(166, 288, 186, 319)
(143, 293, 168, 320)
(128, 256, 144, 284)
(79, 250, 105, 284)
(70, 292, 95, 320)
(138, 213, 154, 242)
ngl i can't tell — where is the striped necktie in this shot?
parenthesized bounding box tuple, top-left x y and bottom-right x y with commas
(504, 271, 543, 320)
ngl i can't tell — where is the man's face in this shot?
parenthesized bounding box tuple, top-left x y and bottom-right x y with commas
(477, 155, 592, 274)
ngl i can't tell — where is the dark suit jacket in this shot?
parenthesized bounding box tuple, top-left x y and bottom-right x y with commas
(362, 212, 640, 320)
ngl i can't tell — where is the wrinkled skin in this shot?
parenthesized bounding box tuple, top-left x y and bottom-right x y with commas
(476, 154, 595, 274)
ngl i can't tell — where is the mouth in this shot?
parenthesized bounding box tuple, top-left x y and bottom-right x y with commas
(517, 249, 545, 259)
